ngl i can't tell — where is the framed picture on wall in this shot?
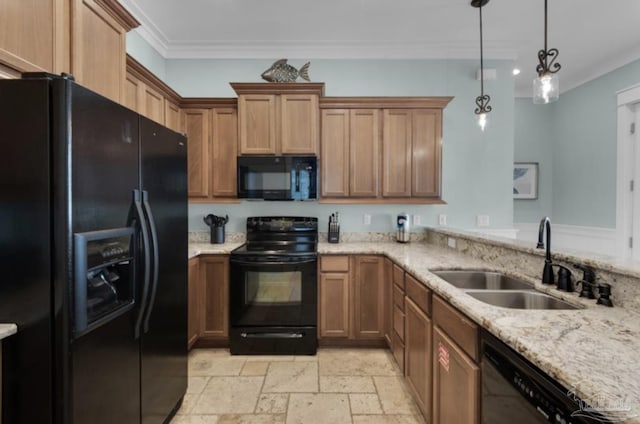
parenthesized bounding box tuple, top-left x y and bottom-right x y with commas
(513, 162, 538, 199)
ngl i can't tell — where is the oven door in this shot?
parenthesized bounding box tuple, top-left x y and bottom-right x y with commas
(229, 256, 317, 327)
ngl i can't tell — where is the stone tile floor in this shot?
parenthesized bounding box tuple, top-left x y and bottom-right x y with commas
(172, 348, 426, 424)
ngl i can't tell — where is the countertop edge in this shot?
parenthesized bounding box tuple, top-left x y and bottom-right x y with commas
(0, 323, 18, 341)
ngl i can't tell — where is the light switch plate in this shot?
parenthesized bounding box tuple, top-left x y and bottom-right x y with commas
(438, 214, 447, 226)
(363, 214, 371, 225)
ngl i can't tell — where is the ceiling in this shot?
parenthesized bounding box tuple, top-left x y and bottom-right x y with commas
(120, 0, 640, 97)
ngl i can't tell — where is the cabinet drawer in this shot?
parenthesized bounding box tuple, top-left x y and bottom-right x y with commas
(393, 304, 405, 342)
(405, 273, 431, 317)
(392, 264, 405, 290)
(393, 284, 405, 309)
(320, 255, 350, 272)
(392, 329, 405, 372)
(433, 295, 479, 362)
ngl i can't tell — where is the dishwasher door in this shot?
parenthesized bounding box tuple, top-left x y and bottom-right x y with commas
(481, 330, 610, 424)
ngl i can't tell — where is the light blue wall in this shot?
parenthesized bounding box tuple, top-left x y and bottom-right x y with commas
(514, 58, 640, 228)
(513, 99, 554, 223)
(125, 31, 167, 81)
(164, 59, 516, 233)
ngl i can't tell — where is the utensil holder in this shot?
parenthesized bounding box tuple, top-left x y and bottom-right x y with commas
(211, 226, 225, 244)
(328, 223, 340, 244)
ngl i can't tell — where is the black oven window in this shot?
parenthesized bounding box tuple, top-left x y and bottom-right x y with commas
(245, 271, 302, 305)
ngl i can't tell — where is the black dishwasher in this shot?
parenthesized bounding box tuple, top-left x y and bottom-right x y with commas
(481, 330, 614, 424)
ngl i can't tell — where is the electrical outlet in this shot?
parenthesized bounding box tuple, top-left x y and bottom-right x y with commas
(438, 214, 447, 226)
(448, 237, 456, 249)
(477, 214, 490, 227)
(363, 214, 371, 225)
(413, 215, 421, 226)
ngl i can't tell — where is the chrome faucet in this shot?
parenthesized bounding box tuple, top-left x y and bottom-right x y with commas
(537, 216, 554, 285)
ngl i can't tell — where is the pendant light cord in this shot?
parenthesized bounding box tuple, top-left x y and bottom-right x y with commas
(544, 0, 548, 70)
(479, 3, 484, 96)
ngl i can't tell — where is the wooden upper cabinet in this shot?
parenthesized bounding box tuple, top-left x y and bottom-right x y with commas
(71, 0, 137, 103)
(164, 100, 182, 133)
(412, 109, 441, 197)
(142, 83, 164, 124)
(211, 108, 238, 197)
(280, 94, 319, 154)
(183, 109, 210, 198)
(383, 110, 412, 197)
(232, 83, 324, 155)
(0, 0, 68, 74)
(350, 109, 380, 197)
(238, 94, 277, 154)
(321, 109, 350, 197)
(123, 72, 142, 111)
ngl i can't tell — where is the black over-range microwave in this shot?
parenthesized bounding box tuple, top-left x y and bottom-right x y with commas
(237, 156, 317, 200)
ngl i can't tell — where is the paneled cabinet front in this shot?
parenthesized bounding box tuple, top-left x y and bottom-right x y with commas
(188, 257, 202, 349)
(183, 106, 238, 201)
(353, 256, 385, 339)
(232, 83, 323, 156)
(200, 255, 229, 341)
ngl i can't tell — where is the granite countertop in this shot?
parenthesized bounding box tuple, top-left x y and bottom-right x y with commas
(324, 241, 640, 422)
(188, 242, 243, 259)
(189, 240, 640, 421)
(0, 323, 17, 341)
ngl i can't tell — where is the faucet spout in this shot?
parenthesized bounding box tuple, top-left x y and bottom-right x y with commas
(537, 216, 554, 284)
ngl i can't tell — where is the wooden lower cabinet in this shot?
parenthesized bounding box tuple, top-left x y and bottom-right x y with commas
(404, 297, 432, 420)
(319, 272, 350, 338)
(199, 255, 229, 341)
(187, 257, 201, 349)
(383, 258, 393, 347)
(432, 321, 480, 424)
(353, 256, 385, 339)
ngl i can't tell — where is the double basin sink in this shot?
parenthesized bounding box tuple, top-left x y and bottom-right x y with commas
(432, 270, 580, 310)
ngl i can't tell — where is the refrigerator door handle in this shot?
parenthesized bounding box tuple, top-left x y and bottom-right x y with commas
(129, 189, 152, 340)
(141, 190, 160, 333)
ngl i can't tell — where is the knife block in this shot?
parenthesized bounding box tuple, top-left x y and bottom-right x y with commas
(328, 223, 340, 244)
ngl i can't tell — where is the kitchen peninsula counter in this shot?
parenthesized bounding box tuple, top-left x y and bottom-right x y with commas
(319, 241, 640, 423)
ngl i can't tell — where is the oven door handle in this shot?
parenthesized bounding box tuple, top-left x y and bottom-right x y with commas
(229, 258, 317, 266)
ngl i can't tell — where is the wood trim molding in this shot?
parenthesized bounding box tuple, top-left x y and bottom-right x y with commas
(320, 97, 454, 109)
(95, 0, 140, 31)
(181, 97, 238, 109)
(230, 82, 325, 96)
(126, 54, 181, 103)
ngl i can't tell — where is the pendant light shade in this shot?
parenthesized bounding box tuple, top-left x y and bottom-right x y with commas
(533, 0, 561, 104)
(472, 0, 491, 131)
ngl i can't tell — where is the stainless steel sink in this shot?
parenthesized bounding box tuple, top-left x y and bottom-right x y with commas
(432, 270, 533, 290)
(465, 291, 580, 310)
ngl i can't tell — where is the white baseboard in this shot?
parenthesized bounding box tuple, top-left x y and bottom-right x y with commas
(514, 222, 617, 256)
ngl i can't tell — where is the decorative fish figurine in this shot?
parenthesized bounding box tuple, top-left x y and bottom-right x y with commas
(261, 59, 311, 82)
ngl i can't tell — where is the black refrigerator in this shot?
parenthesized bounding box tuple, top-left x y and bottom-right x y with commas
(0, 73, 188, 424)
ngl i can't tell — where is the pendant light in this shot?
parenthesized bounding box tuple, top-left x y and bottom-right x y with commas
(472, 0, 491, 131)
(533, 0, 561, 104)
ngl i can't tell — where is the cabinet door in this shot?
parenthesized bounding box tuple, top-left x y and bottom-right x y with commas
(382, 109, 412, 197)
(383, 258, 393, 348)
(321, 109, 350, 197)
(432, 326, 480, 424)
(353, 256, 384, 339)
(350, 110, 380, 197)
(188, 258, 201, 349)
(412, 109, 441, 197)
(0, 0, 66, 73)
(405, 298, 432, 420)
(142, 84, 164, 124)
(211, 108, 238, 198)
(281, 94, 319, 154)
(200, 256, 229, 339)
(71, 0, 126, 102)
(164, 100, 182, 133)
(319, 272, 350, 338)
(238, 94, 276, 154)
(123, 72, 142, 112)
(183, 109, 210, 198)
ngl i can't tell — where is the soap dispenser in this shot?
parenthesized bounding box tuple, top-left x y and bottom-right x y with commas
(554, 265, 573, 292)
